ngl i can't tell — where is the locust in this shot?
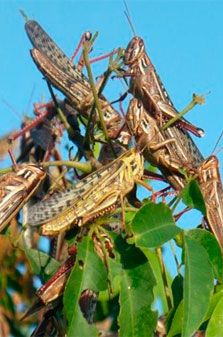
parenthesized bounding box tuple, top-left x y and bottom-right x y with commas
(9, 99, 82, 154)
(25, 20, 89, 83)
(197, 155, 223, 250)
(0, 164, 46, 232)
(123, 36, 204, 138)
(127, 99, 223, 249)
(27, 148, 144, 236)
(30, 48, 121, 131)
(126, 98, 203, 191)
(25, 20, 125, 140)
(22, 247, 77, 320)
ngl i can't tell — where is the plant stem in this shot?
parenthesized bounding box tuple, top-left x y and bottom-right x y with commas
(83, 41, 115, 156)
(41, 160, 92, 173)
(162, 94, 205, 130)
(0, 167, 13, 175)
(96, 48, 124, 96)
(169, 240, 181, 274)
(156, 247, 172, 311)
(46, 81, 76, 138)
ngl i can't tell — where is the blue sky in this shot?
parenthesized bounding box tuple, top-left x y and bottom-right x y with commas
(1, 0, 223, 162)
(1, 0, 223, 285)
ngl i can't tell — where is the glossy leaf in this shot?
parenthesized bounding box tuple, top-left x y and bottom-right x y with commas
(205, 290, 223, 321)
(131, 202, 181, 248)
(206, 295, 223, 337)
(117, 241, 157, 337)
(181, 180, 206, 215)
(166, 274, 184, 334)
(142, 247, 173, 313)
(188, 229, 223, 281)
(167, 300, 183, 337)
(24, 248, 60, 276)
(171, 274, 183, 309)
(64, 236, 107, 337)
(182, 235, 214, 337)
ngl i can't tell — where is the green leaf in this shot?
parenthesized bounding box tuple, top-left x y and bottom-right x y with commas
(93, 141, 100, 158)
(205, 290, 223, 321)
(167, 300, 183, 337)
(117, 240, 157, 337)
(166, 274, 184, 334)
(188, 229, 223, 281)
(125, 210, 137, 234)
(171, 274, 183, 309)
(131, 202, 181, 248)
(125, 210, 137, 224)
(142, 247, 173, 313)
(183, 235, 214, 337)
(24, 248, 60, 276)
(206, 296, 223, 337)
(64, 236, 107, 337)
(181, 179, 206, 214)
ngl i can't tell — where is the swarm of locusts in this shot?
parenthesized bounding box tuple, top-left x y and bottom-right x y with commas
(0, 12, 222, 337)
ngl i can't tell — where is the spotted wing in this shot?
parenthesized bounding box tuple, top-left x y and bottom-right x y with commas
(25, 20, 87, 84)
(28, 156, 122, 226)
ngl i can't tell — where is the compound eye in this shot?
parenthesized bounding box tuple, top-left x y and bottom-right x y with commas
(142, 120, 150, 133)
(137, 101, 142, 109)
(22, 169, 34, 180)
(139, 39, 144, 48)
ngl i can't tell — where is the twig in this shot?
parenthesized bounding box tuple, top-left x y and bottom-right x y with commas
(162, 94, 205, 130)
(41, 160, 92, 173)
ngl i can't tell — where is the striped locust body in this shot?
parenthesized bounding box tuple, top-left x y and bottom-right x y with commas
(197, 156, 223, 250)
(22, 250, 77, 320)
(25, 20, 124, 139)
(25, 20, 89, 84)
(126, 98, 203, 191)
(28, 149, 144, 236)
(127, 99, 223, 249)
(0, 164, 46, 232)
(124, 37, 204, 138)
(36, 254, 75, 304)
(30, 48, 122, 132)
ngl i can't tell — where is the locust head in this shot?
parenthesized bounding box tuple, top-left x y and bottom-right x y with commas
(124, 37, 145, 65)
(127, 98, 151, 137)
(17, 164, 46, 189)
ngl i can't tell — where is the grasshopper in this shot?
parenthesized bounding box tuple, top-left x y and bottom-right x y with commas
(126, 98, 203, 191)
(25, 20, 124, 139)
(30, 48, 121, 132)
(9, 99, 82, 153)
(123, 36, 204, 138)
(127, 99, 223, 249)
(25, 20, 89, 83)
(22, 248, 77, 320)
(28, 148, 144, 236)
(23, 230, 112, 322)
(197, 155, 223, 249)
(0, 164, 46, 232)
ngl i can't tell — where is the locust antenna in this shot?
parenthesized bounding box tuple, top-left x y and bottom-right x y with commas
(123, 1, 137, 37)
(19, 9, 29, 23)
(25, 84, 36, 115)
(212, 129, 223, 155)
(2, 98, 22, 122)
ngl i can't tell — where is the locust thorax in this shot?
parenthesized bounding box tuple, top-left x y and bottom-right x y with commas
(127, 98, 156, 141)
(124, 149, 144, 181)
